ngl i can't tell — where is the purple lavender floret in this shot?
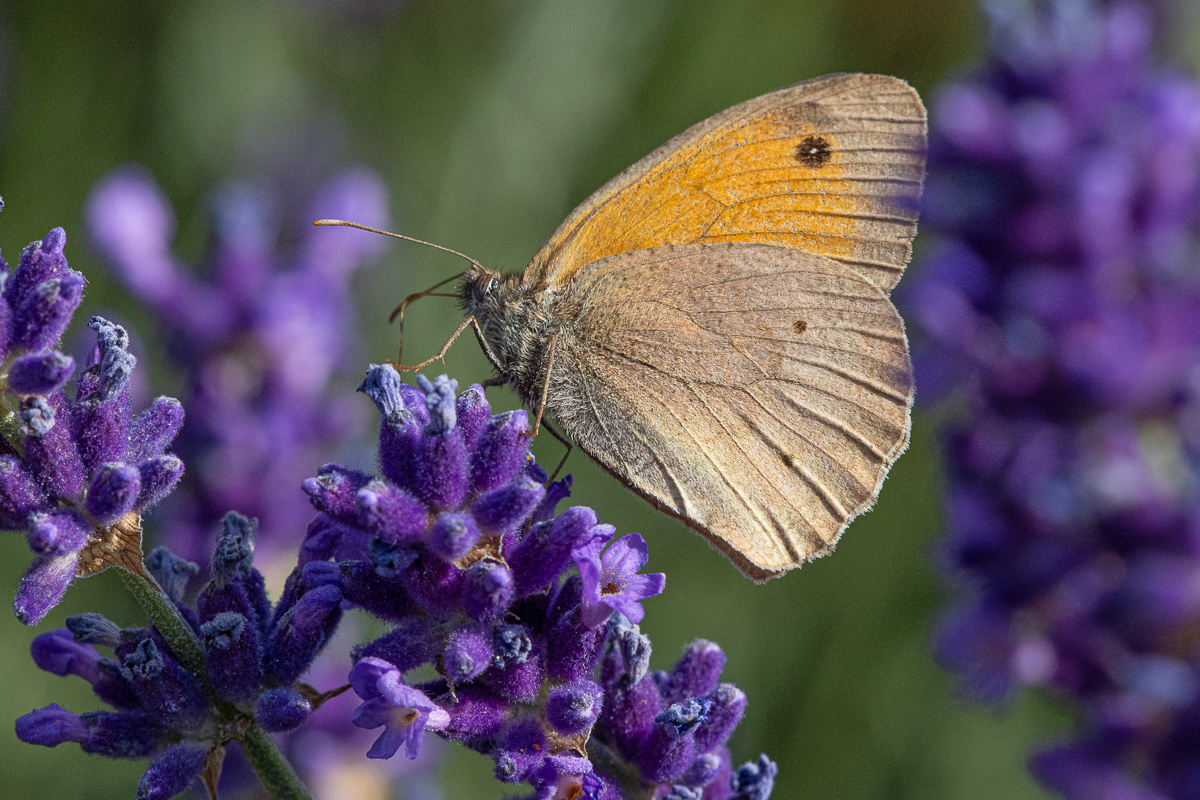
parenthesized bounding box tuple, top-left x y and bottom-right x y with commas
(906, 1, 1200, 796)
(301, 365, 770, 798)
(0, 224, 186, 624)
(84, 166, 390, 567)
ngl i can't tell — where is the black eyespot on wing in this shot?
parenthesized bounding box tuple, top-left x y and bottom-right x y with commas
(794, 136, 831, 167)
(792, 319, 808, 334)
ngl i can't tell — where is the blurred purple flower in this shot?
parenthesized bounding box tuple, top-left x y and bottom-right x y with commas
(85, 165, 390, 567)
(907, 1, 1200, 796)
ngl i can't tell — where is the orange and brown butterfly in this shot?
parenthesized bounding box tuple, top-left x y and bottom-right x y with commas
(323, 73, 926, 582)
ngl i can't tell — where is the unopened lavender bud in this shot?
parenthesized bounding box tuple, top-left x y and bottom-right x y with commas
(65, 613, 124, 648)
(136, 742, 208, 800)
(470, 410, 531, 495)
(8, 351, 75, 396)
(455, 384, 490, 451)
(411, 424, 469, 511)
(144, 548, 198, 604)
(444, 625, 493, 683)
(427, 512, 481, 561)
(0, 456, 45, 529)
(303, 464, 373, 524)
(471, 475, 544, 534)
(31, 628, 105, 683)
(664, 639, 726, 705)
(134, 456, 184, 512)
(15, 703, 89, 747)
(27, 509, 90, 557)
(679, 752, 723, 787)
(463, 559, 513, 623)
(10, 273, 85, 353)
(263, 583, 343, 685)
(545, 680, 603, 736)
(510, 506, 598, 597)
(355, 480, 426, 545)
(125, 397, 184, 464)
(255, 688, 312, 733)
(85, 463, 141, 524)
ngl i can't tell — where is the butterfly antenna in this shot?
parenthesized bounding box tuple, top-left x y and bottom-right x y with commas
(313, 219, 485, 273)
(314, 219, 483, 363)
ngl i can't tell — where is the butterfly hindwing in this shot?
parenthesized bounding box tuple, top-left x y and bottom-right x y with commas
(545, 243, 913, 581)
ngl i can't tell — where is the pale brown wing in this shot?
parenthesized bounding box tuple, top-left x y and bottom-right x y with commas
(526, 73, 926, 297)
(547, 243, 912, 581)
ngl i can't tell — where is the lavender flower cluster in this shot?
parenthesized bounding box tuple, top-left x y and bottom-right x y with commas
(304, 366, 775, 800)
(0, 228, 184, 625)
(17, 511, 337, 800)
(5, 219, 775, 798)
(907, 1, 1200, 796)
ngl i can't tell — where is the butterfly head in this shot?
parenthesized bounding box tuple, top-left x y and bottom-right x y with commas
(459, 262, 504, 310)
(458, 264, 545, 386)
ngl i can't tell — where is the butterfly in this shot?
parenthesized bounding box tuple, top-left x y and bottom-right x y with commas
(328, 73, 926, 582)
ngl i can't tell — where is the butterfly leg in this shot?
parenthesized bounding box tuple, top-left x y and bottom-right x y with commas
(526, 332, 557, 440)
(390, 316, 501, 372)
(522, 332, 574, 481)
(388, 274, 460, 363)
(470, 320, 506, 375)
(541, 419, 574, 484)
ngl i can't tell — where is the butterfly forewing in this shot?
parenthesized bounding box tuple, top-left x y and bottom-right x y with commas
(526, 73, 926, 297)
(546, 243, 913, 581)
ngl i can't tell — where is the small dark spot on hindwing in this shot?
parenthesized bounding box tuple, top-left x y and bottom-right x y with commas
(795, 136, 831, 167)
(792, 319, 808, 334)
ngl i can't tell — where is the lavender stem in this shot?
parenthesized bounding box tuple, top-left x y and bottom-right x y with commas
(118, 567, 207, 679)
(120, 566, 313, 800)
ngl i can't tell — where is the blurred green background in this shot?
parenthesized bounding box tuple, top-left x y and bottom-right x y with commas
(0, 0, 1101, 798)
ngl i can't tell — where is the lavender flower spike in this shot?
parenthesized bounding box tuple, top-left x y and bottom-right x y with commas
(0, 240, 187, 623)
(310, 372, 768, 798)
(10, 347, 772, 796)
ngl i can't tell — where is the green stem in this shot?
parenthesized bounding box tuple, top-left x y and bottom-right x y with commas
(119, 567, 313, 800)
(239, 724, 313, 800)
(119, 568, 207, 678)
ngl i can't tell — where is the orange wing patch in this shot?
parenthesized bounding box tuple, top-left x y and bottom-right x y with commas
(526, 74, 926, 296)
